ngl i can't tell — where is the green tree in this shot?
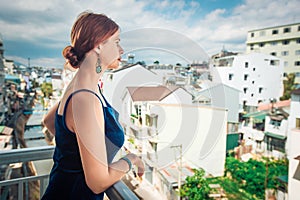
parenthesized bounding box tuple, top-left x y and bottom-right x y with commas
(40, 82, 53, 98)
(264, 157, 288, 189)
(225, 156, 288, 199)
(180, 168, 211, 200)
(280, 73, 296, 100)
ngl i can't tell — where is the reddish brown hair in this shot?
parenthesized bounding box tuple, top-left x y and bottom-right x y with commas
(63, 11, 119, 68)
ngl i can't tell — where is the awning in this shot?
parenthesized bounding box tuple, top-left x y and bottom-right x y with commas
(264, 132, 286, 140)
(270, 115, 285, 121)
(5, 74, 21, 84)
(277, 175, 288, 184)
(243, 111, 267, 121)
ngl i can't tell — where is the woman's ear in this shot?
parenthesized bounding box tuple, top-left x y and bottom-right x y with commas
(94, 46, 101, 54)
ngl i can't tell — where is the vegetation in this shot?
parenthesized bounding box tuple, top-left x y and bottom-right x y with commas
(40, 82, 53, 98)
(207, 177, 257, 200)
(40, 82, 53, 108)
(180, 168, 211, 200)
(179, 156, 288, 200)
(280, 73, 296, 100)
(225, 156, 288, 199)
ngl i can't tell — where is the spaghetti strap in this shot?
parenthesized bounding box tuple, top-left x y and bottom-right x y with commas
(97, 85, 110, 107)
(63, 89, 104, 117)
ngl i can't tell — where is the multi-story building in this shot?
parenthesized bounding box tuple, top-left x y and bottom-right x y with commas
(211, 52, 284, 112)
(102, 63, 160, 115)
(287, 88, 300, 200)
(246, 23, 300, 82)
(0, 35, 6, 124)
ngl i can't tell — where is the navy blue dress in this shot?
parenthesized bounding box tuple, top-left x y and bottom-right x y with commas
(42, 89, 124, 200)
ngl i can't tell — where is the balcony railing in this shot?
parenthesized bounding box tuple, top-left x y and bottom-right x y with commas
(0, 146, 139, 200)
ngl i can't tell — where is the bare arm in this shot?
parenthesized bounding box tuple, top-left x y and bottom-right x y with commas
(42, 102, 59, 135)
(68, 92, 144, 194)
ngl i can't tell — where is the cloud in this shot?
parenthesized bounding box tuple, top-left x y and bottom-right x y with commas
(0, 0, 299, 67)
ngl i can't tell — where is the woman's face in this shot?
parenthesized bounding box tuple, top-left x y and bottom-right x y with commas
(99, 29, 123, 69)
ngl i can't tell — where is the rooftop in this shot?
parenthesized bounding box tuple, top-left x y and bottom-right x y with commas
(257, 99, 290, 111)
(248, 22, 300, 32)
(127, 85, 180, 102)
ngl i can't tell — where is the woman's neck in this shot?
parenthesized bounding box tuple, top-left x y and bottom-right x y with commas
(73, 51, 105, 91)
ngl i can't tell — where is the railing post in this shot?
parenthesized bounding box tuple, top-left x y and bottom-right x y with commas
(18, 182, 23, 200)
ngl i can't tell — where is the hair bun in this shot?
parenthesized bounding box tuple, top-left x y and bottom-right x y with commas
(62, 45, 80, 68)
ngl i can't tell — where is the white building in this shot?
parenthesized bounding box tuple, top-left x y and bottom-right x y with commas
(121, 87, 227, 196)
(193, 82, 240, 133)
(3, 59, 14, 74)
(122, 85, 192, 128)
(264, 108, 289, 158)
(149, 103, 227, 177)
(123, 98, 227, 176)
(246, 23, 300, 82)
(102, 64, 161, 115)
(287, 88, 300, 200)
(211, 53, 284, 112)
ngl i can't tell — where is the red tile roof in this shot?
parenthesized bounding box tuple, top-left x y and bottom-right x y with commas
(257, 99, 290, 111)
(127, 85, 180, 102)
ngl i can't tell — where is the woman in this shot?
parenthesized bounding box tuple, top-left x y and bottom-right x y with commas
(42, 11, 144, 199)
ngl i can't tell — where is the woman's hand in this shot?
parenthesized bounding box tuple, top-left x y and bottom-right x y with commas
(126, 153, 145, 177)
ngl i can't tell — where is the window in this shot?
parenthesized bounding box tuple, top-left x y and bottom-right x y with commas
(266, 136, 285, 152)
(282, 40, 290, 45)
(253, 68, 256, 71)
(259, 31, 265, 36)
(107, 74, 114, 81)
(284, 61, 288, 67)
(252, 81, 255, 84)
(283, 27, 291, 33)
(244, 74, 249, 81)
(250, 44, 254, 50)
(259, 43, 265, 47)
(295, 61, 300, 66)
(259, 87, 263, 93)
(251, 32, 254, 37)
(271, 52, 277, 56)
(251, 94, 254, 97)
(270, 41, 277, 46)
(270, 119, 281, 127)
(298, 26, 300, 31)
(296, 50, 300, 55)
(229, 73, 234, 80)
(296, 118, 300, 129)
(281, 51, 289, 56)
(243, 88, 248, 94)
(297, 39, 300, 44)
(270, 60, 279, 66)
(272, 30, 278, 34)
(243, 100, 247, 109)
(245, 62, 249, 68)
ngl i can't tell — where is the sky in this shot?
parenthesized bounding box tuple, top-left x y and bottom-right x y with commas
(0, 0, 299, 68)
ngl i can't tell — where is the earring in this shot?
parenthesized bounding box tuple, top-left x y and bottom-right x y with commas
(96, 54, 102, 74)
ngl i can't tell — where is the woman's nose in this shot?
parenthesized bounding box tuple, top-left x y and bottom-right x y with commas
(119, 46, 124, 55)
